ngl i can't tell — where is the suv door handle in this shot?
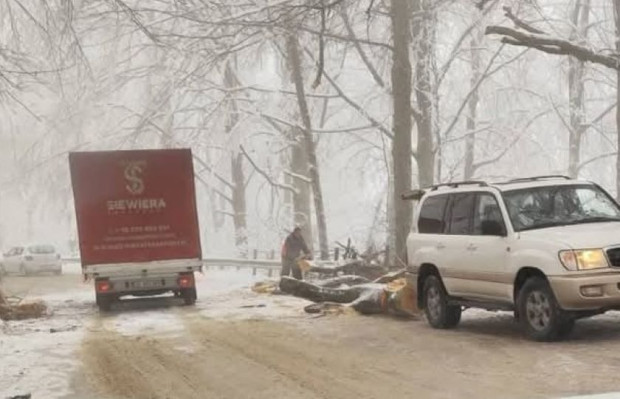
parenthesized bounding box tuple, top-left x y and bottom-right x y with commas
(467, 244, 478, 251)
(436, 243, 445, 250)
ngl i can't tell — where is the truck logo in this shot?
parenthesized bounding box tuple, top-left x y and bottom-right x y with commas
(124, 162, 146, 195)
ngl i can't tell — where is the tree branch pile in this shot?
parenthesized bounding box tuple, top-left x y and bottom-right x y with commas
(485, 7, 620, 70)
(0, 285, 47, 321)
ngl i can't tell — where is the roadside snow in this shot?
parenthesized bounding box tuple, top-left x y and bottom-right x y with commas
(0, 290, 93, 398)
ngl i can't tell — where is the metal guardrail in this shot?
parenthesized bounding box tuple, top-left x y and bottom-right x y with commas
(62, 257, 337, 278)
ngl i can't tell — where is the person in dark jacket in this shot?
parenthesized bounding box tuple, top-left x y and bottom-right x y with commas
(281, 226, 311, 280)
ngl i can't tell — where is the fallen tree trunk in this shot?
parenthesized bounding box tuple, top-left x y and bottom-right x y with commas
(307, 260, 388, 280)
(279, 276, 418, 317)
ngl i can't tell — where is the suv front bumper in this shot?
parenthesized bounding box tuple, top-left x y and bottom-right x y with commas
(549, 272, 620, 310)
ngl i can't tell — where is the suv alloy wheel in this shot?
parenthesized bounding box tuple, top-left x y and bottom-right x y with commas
(423, 275, 461, 329)
(518, 277, 573, 341)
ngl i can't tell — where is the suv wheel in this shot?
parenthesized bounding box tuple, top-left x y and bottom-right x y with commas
(423, 275, 461, 329)
(518, 277, 570, 341)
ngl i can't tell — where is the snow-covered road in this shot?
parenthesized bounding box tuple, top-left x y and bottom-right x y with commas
(4, 267, 620, 398)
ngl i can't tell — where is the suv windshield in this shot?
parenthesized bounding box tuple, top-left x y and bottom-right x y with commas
(503, 184, 620, 232)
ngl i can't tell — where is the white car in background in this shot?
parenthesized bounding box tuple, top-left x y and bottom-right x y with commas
(0, 245, 62, 276)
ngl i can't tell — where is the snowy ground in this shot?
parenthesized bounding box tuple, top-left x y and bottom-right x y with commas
(3, 265, 620, 398)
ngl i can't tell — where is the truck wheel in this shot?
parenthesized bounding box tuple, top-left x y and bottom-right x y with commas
(96, 294, 113, 312)
(423, 275, 461, 329)
(182, 287, 197, 306)
(518, 277, 568, 341)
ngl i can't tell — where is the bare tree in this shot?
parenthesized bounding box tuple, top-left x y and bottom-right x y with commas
(286, 32, 330, 260)
(390, 0, 413, 265)
(567, 0, 590, 178)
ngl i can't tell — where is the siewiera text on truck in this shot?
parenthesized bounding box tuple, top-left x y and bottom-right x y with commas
(69, 149, 203, 311)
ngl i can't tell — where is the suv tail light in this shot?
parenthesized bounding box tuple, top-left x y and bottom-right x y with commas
(96, 280, 112, 293)
(177, 273, 195, 288)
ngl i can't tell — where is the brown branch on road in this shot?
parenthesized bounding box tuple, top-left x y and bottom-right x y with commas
(239, 145, 297, 195)
(485, 25, 620, 70)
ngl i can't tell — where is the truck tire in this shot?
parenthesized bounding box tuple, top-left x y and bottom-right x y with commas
(96, 293, 113, 312)
(182, 287, 197, 306)
(518, 277, 569, 341)
(423, 275, 461, 329)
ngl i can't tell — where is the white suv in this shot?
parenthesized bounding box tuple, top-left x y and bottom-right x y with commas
(406, 176, 620, 341)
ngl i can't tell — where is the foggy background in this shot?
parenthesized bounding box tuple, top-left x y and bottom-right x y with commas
(0, 0, 617, 259)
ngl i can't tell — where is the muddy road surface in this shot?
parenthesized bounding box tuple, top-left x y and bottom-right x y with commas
(3, 267, 620, 398)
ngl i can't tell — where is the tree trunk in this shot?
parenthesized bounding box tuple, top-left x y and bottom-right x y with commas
(286, 32, 330, 260)
(567, 0, 590, 178)
(615, 0, 620, 199)
(411, 0, 435, 188)
(390, 0, 413, 265)
(224, 59, 248, 256)
(464, 29, 483, 180)
(290, 127, 314, 250)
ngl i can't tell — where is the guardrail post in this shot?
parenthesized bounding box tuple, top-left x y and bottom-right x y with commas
(253, 267, 257, 276)
(253, 249, 258, 259)
(268, 269, 273, 277)
(334, 247, 340, 261)
(384, 245, 390, 268)
(270, 250, 275, 259)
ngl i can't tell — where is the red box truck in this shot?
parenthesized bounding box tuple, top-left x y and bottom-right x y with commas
(69, 149, 202, 311)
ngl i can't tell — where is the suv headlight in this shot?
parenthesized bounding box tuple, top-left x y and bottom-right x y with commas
(559, 249, 609, 271)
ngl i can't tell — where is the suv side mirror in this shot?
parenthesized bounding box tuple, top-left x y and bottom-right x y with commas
(481, 220, 506, 236)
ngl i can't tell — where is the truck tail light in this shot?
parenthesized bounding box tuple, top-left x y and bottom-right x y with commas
(96, 280, 112, 293)
(178, 273, 195, 288)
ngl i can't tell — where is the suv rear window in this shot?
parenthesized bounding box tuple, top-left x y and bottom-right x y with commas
(419, 195, 449, 234)
(447, 194, 475, 235)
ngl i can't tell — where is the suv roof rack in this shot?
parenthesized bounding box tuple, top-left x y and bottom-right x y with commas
(430, 181, 488, 191)
(504, 175, 572, 184)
